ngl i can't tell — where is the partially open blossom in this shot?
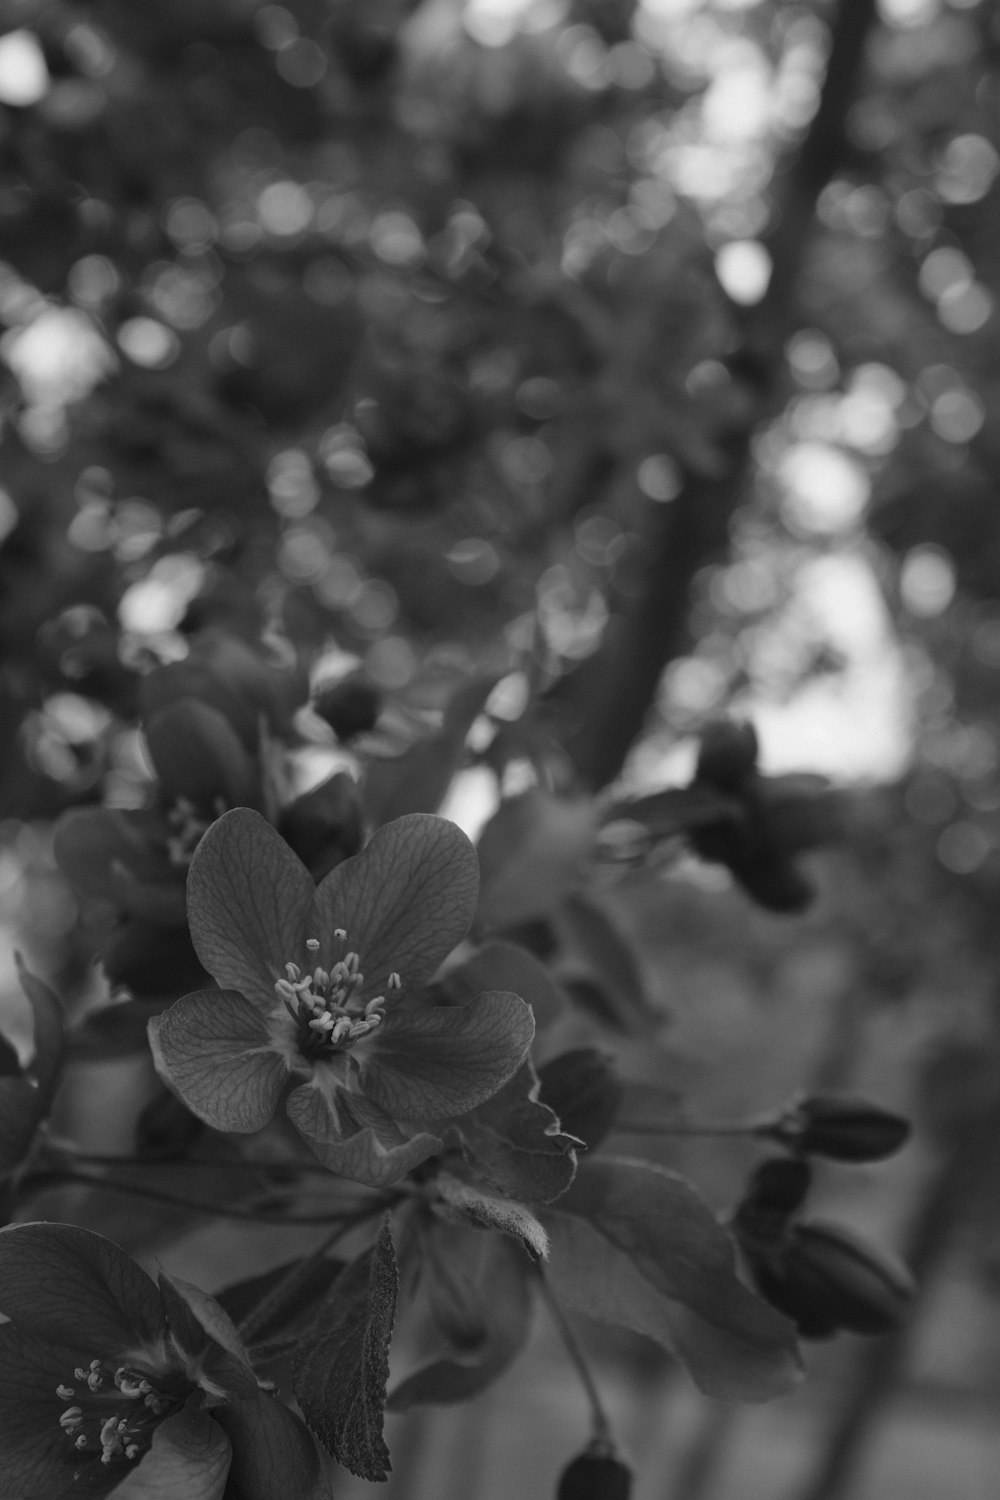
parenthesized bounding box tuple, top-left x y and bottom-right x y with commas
(150, 808, 535, 1187)
(0, 1222, 336, 1499)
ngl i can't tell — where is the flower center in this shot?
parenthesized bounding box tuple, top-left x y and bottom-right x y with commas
(56, 1358, 188, 1472)
(274, 932, 401, 1059)
(166, 796, 226, 868)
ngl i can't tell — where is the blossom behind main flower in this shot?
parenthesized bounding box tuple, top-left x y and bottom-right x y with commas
(150, 808, 535, 1187)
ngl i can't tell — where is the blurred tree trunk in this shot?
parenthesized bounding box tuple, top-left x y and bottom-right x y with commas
(560, 0, 879, 792)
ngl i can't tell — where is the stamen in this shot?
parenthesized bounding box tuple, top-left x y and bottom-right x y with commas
(388, 971, 402, 990)
(306, 937, 321, 952)
(334, 928, 347, 942)
(60, 1407, 83, 1430)
(56, 1384, 75, 1400)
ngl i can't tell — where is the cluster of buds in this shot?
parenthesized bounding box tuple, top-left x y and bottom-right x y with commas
(688, 719, 845, 913)
(732, 1158, 915, 1339)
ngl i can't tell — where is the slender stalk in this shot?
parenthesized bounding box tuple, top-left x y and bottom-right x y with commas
(15, 1167, 370, 1226)
(536, 1268, 614, 1447)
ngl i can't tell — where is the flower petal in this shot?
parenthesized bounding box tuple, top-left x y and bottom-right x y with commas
(285, 1080, 441, 1187)
(214, 1391, 339, 1500)
(0, 1325, 100, 1499)
(111, 1405, 232, 1500)
(311, 814, 478, 997)
(149, 991, 289, 1133)
(186, 809, 313, 1006)
(0, 1224, 167, 1356)
(359, 993, 534, 1121)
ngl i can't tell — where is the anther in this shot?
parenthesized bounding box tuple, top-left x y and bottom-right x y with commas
(75, 1435, 88, 1450)
(59, 1407, 83, 1429)
(334, 928, 347, 942)
(306, 937, 321, 952)
(388, 971, 402, 990)
(56, 1384, 75, 1400)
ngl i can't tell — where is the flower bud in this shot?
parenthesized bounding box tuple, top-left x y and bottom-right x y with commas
(557, 1445, 632, 1500)
(736, 1157, 812, 1225)
(749, 1219, 915, 1340)
(312, 674, 381, 740)
(695, 721, 759, 792)
(768, 1095, 911, 1163)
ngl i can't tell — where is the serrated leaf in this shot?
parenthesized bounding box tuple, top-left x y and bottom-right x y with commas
(436, 1172, 549, 1261)
(292, 1219, 398, 1481)
(546, 1157, 802, 1401)
(214, 1257, 347, 1348)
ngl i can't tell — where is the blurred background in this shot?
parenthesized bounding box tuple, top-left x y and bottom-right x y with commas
(1, 0, 1000, 1495)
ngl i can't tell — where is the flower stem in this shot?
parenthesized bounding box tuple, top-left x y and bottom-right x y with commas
(614, 1114, 775, 1138)
(15, 1167, 373, 1226)
(536, 1267, 614, 1447)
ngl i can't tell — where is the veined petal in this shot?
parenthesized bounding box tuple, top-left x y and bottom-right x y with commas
(311, 814, 479, 997)
(359, 993, 534, 1121)
(0, 1225, 167, 1356)
(285, 1080, 441, 1187)
(0, 1325, 103, 1499)
(187, 809, 313, 1006)
(149, 991, 289, 1133)
(111, 1405, 232, 1500)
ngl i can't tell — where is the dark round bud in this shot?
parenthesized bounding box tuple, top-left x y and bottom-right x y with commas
(768, 1095, 911, 1163)
(136, 1086, 204, 1160)
(557, 1447, 632, 1500)
(695, 720, 759, 792)
(738, 1157, 813, 1222)
(280, 771, 364, 882)
(727, 851, 815, 914)
(312, 675, 381, 741)
(749, 1219, 915, 1339)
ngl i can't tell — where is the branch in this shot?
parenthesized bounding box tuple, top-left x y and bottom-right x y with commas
(560, 0, 880, 791)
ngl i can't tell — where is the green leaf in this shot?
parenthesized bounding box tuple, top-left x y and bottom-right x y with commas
(435, 1172, 549, 1261)
(111, 1405, 232, 1500)
(475, 790, 598, 934)
(360, 992, 534, 1120)
(292, 1218, 398, 1482)
(149, 990, 290, 1134)
(214, 1256, 347, 1350)
(545, 1158, 802, 1401)
(536, 1049, 623, 1149)
(439, 940, 565, 1032)
(552, 893, 658, 1035)
(448, 1059, 579, 1203)
(0, 960, 64, 1173)
(388, 1230, 533, 1411)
